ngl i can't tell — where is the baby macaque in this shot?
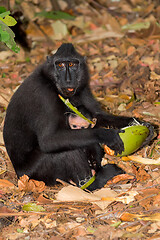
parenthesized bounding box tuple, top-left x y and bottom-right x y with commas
(67, 107, 100, 177)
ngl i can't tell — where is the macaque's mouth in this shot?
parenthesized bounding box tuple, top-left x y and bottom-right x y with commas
(62, 88, 76, 97)
(67, 88, 74, 92)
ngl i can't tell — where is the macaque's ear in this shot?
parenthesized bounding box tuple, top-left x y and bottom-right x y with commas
(91, 118, 97, 128)
(84, 56, 87, 63)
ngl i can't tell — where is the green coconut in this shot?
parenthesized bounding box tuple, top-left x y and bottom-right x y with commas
(104, 125, 149, 156)
(118, 125, 150, 156)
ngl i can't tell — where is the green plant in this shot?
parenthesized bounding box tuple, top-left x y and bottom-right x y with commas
(0, 7, 20, 53)
(35, 10, 75, 20)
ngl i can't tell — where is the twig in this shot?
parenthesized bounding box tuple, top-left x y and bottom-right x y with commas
(0, 211, 64, 217)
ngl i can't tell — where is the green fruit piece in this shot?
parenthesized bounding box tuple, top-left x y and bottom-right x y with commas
(118, 125, 149, 156)
(22, 203, 45, 212)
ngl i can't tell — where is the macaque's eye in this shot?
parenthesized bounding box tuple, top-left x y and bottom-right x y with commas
(81, 126, 88, 129)
(72, 125, 77, 128)
(69, 62, 75, 67)
(58, 63, 65, 67)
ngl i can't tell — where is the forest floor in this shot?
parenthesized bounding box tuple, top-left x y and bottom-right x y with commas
(0, 0, 160, 239)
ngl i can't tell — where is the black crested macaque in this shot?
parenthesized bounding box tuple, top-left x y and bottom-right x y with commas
(3, 43, 154, 190)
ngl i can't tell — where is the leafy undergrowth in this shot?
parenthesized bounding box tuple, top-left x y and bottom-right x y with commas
(0, 0, 160, 239)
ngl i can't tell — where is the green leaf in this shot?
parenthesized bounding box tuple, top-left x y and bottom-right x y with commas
(6, 40, 20, 53)
(0, 7, 7, 14)
(0, 20, 20, 53)
(2, 73, 6, 78)
(17, 228, 24, 233)
(35, 10, 75, 20)
(22, 203, 46, 212)
(0, 20, 14, 38)
(25, 57, 31, 62)
(122, 21, 150, 31)
(0, 15, 17, 26)
(110, 221, 122, 227)
(0, 11, 10, 19)
(0, 28, 10, 42)
(87, 226, 97, 234)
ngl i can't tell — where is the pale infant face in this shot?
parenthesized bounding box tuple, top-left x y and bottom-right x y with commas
(68, 114, 90, 129)
(68, 114, 96, 129)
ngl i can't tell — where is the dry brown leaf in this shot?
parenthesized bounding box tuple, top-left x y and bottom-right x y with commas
(121, 212, 160, 222)
(72, 226, 87, 239)
(141, 3, 155, 17)
(127, 46, 136, 56)
(19, 215, 40, 229)
(141, 188, 159, 196)
(99, 189, 138, 205)
(137, 21, 160, 39)
(41, 217, 57, 229)
(135, 187, 159, 210)
(0, 179, 15, 188)
(98, 189, 137, 206)
(104, 145, 115, 156)
(26, 21, 45, 40)
(56, 185, 137, 209)
(107, 174, 134, 185)
(132, 109, 144, 118)
(56, 185, 100, 202)
(0, 206, 14, 214)
(150, 71, 160, 80)
(122, 155, 160, 165)
(125, 101, 133, 110)
(153, 193, 160, 206)
(37, 194, 53, 204)
(21, 1, 35, 19)
(0, 88, 13, 108)
(148, 222, 160, 233)
(120, 212, 140, 222)
(51, 20, 68, 40)
(119, 94, 131, 100)
(91, 73, 99, 81)
(93, 188, 118, 199)
(18, 175, 45, 192)
(56, 185, 119, 210)
(136, 166, 151, 182)
(0, 131, 4, 145)
(127, 37, 146, 46)
(75, 28, 123, 44)
(0, 51, 13, 60)
(92, 188, 118, 210)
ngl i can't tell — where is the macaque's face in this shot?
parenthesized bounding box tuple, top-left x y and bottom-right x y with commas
(68, 114, 91, 129)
